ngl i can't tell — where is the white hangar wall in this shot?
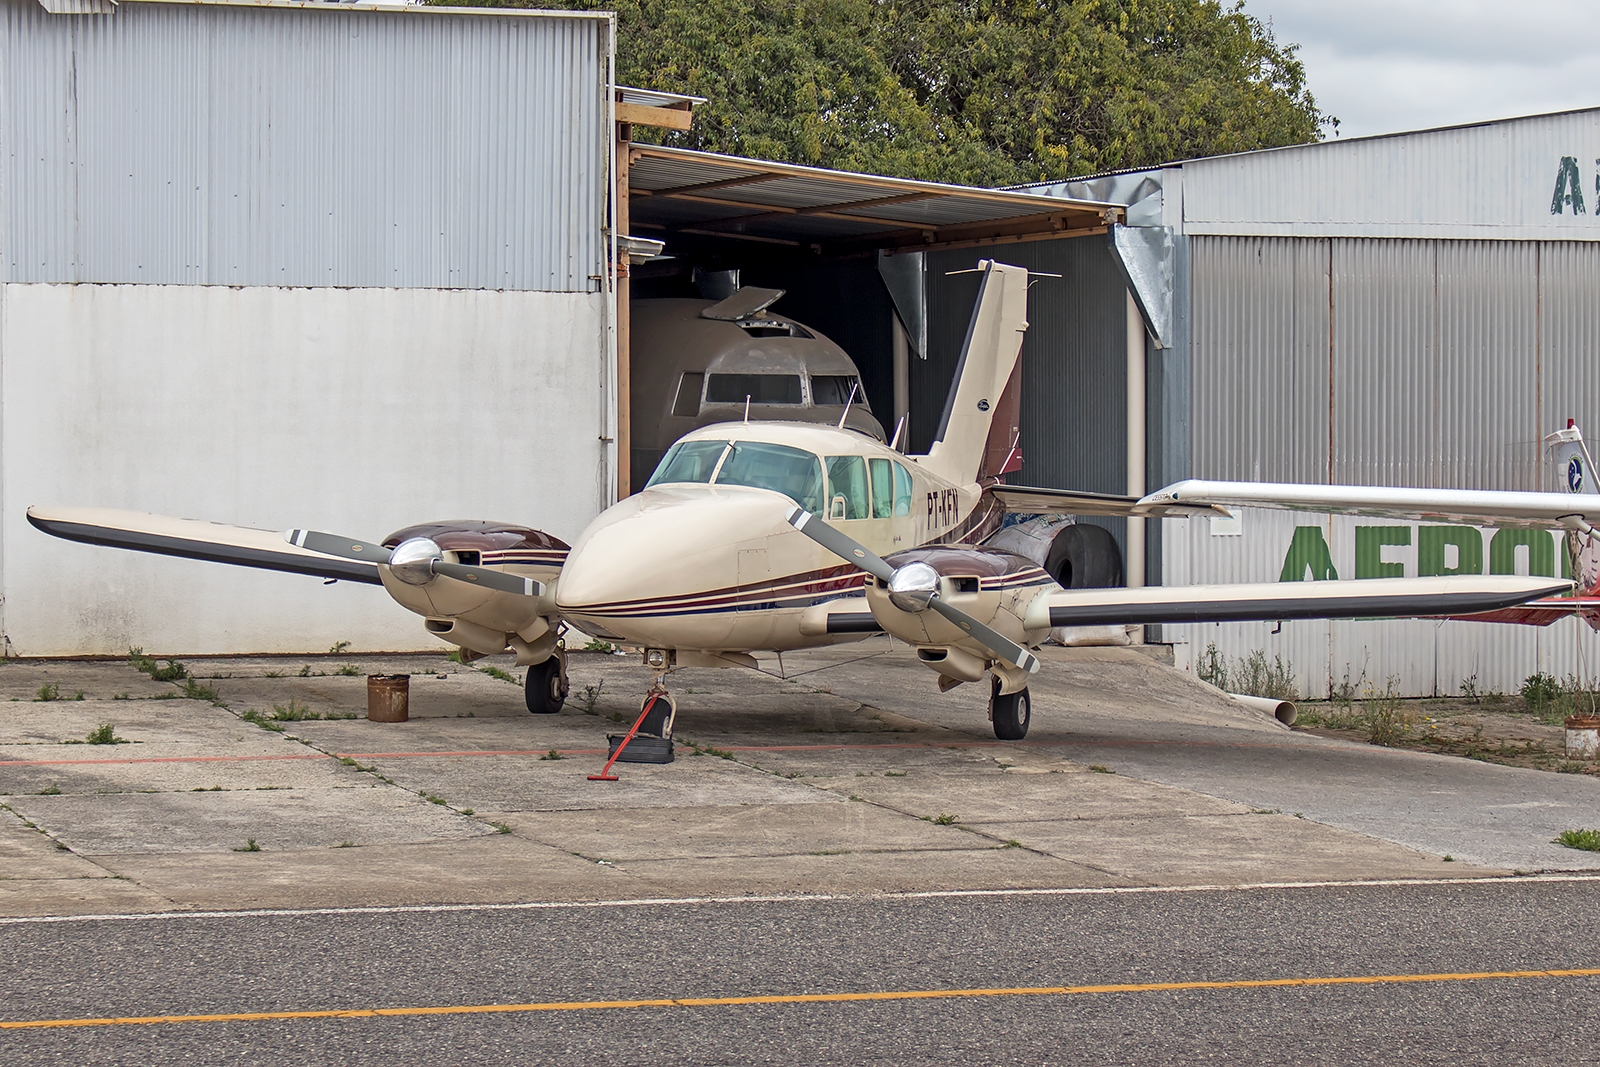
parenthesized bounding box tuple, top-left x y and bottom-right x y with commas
(1152, 110, 1600, 697)
(0, 0, 615, 656)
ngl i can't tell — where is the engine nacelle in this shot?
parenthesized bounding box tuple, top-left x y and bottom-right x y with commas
(863, 545, 1054, 675)
(378, 520, 568, 647)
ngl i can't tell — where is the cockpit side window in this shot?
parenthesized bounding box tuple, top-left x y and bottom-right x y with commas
(811, 375, 864, 406)
(892, 461, 914, 516)
(646, 439, 728, 488)
(869, 458, 893, 519)
(825, 456, 869, 520)
(714, 441, 824, 513)
(671, 372, 704, 417)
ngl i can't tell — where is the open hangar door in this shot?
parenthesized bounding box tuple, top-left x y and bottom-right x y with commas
(622, 145, 1118, 494)
(920, 238, 1158, 584)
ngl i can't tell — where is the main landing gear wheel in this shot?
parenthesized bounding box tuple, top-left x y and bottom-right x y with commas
(991, 678, 1031, 741)
(524, 656, 568, 715)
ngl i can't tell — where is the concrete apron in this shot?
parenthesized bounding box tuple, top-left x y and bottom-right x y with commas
(1, 644, 1596, 918)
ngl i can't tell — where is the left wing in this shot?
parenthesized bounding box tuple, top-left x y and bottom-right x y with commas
(27, 505, 382, 584)
(1033, 576, 1572, 628)
(1141, 480, 1600, 530)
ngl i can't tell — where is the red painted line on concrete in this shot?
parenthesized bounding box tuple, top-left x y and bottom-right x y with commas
(0, 754, 329, 767)
(0, 736, 1335, 768)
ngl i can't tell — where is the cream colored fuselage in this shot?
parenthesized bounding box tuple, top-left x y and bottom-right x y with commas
(553, 422, 995, 653)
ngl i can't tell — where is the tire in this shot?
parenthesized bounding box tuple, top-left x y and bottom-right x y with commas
(991, 681, 1031, 741)
(1045, 523, 1123, 588)
(524, 657, 568, 714)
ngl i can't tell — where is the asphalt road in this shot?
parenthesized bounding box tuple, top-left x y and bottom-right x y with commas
(3, 877, 1597, 1066)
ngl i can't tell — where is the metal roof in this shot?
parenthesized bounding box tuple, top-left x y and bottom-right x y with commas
(627, 145, 1120, 256)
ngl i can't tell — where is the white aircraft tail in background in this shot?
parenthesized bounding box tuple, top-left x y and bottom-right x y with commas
(918, 261, 1029, 488)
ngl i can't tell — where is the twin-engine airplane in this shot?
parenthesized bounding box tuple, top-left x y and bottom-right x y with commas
(27, 261, 1582, 741)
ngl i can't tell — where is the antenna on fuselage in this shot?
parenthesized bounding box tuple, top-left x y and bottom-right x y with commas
(836, 380, 859, 429)
(890, 414, 906, 451)
(743, 394, 751, 423)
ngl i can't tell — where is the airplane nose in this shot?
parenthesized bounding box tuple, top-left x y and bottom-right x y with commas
(554, 487, 795, 622)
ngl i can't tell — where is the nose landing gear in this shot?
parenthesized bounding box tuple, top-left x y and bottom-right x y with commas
(990, 675, 1031, 740)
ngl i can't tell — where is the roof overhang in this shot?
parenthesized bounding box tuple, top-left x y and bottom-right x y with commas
(628, 145, 1122, 258)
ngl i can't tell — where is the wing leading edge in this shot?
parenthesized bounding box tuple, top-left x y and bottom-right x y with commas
(1141, 480, 1600, 529)
(990, 484, 1226, 518)
(27, 506, 382, 585)
(1038, 576, 1572, 628)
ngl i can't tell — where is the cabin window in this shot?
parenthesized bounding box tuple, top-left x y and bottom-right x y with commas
(671, 372, 704, 417)
(892, 462, 914, 516)
(714, 441, 824, 513)
(811, 375, 863, 406)
(646, 439, 728, 487)
(869, 458, 893, 519)
(705, 373, 803, 405)
(825, 456, 870, 520)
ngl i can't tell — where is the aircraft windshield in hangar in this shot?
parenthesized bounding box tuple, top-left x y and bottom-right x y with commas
(647, 438, 914, 519)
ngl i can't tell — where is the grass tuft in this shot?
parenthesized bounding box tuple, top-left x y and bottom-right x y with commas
(129, 648, 186, 682)
(84, 723, 125, 745)
(1557, 828, 1600, 852)
(232, 838, 261, 852)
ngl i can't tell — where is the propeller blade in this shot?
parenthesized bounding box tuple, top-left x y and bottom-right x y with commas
(432, 561, 543, 597)
(928, 598, 1040, 674)
(784, 507, 896, 583)
(287, 529, 394, 564)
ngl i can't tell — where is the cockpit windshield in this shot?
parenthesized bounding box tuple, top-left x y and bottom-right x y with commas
(646, 439, 727, 487)
(715, 442, 825, 513)
(646, 437, 826, 513)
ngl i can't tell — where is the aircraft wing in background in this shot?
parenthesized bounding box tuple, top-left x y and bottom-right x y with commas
(1141, 480, 1600, 530)
(992, 484, 1227, 519)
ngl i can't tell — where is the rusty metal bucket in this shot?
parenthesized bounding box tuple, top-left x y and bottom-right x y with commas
(367, 674, 410, 723)
(1566, 716, 1600, 760)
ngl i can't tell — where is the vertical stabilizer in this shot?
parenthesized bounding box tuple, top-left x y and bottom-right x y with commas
(920, 260, 1030, 486)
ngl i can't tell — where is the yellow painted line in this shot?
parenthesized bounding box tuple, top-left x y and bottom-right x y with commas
(5, 968, 1600, 1030)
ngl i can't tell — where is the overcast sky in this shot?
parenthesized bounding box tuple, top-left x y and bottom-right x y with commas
(1245, 1, 1600, 139)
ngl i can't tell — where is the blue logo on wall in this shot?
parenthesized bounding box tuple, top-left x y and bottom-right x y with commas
(1570, 457, 1585, 493)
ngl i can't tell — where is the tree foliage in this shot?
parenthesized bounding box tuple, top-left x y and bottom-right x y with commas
(438, 0, 1332, 185)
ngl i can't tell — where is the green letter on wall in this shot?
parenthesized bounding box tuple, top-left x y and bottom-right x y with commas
(1489, 528, 1556, 577)
(1418, 525, 1483, 576)
(1355, 526, 1410, 578)
(1280, 525, 1338, 582)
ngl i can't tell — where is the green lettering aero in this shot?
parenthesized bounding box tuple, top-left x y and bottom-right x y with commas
(1279, 525, 1562, 581)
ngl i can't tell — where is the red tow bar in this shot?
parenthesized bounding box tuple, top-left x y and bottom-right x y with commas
(587, 693, 660, 782)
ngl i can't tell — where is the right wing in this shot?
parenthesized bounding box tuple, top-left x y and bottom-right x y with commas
(27, 506, 382, 585)
(1141, 480, 1600, 530)
(1036, 576, 1572, 627)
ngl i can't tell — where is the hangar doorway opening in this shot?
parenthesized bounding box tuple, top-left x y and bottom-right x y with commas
(621, 145, 1152, 578)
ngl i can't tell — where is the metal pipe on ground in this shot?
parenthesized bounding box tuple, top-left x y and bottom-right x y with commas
(1228, 692, 1297, 726)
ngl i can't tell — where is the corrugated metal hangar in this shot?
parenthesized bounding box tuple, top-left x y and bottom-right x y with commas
(11, 0, 1600, 700)
(1018, 111, 1600, 697)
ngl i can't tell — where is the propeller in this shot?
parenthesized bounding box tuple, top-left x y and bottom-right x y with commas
(784, 507, 1039, 673)
(285, 529, 542, 597)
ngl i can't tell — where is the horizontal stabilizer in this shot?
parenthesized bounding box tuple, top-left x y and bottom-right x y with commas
(28, 506, 383, 585)
(992, 484, 1226, 518)
(1143, 480, 1600, 529)
(1043, 576, 1571, 628)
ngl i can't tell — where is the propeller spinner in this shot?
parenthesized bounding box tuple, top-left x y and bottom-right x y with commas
(784, 507, 1039, 673)
(286, 529, 542, 597)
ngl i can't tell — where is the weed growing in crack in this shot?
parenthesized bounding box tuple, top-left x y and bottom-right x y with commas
(233, 838, 261, 852)
(129, 648, 186, 682)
